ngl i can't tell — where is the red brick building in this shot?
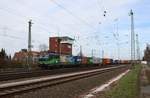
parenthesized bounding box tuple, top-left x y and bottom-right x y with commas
(49, 36, 74, 55)
(13, 49, 40, 64)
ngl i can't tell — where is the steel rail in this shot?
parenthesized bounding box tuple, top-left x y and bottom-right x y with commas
(0, 65, 128, 97)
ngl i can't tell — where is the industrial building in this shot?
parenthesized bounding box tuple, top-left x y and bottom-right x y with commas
(49, 36, 74, 55)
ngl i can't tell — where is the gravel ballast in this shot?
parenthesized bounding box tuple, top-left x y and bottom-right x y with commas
(10, 67, 128, 98)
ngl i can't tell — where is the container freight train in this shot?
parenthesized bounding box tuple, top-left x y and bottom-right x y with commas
(38, 53, 130, 69)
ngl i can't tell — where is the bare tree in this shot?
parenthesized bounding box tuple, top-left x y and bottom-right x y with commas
(39, 44, 48, 52)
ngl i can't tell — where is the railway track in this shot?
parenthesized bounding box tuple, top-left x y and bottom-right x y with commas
(0, 65, 119, 82)
(0, 66, 104, 82)
(0, 65, 129, 97)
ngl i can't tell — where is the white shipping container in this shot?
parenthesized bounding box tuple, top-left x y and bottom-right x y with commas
(60, 55, 67, 63)
(99, 58, 103, 64)
(93, 58, 103, 64)
(93, 58, 100, 64)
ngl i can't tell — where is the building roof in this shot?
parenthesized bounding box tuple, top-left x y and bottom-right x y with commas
(50, 36, 74, 41)
(13, 50, 40, 60)
(60, 36, 74, 41)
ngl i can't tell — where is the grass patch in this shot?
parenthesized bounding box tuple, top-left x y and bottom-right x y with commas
(105, 65, 141, 98)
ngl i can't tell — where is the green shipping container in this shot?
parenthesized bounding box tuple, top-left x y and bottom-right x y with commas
(87, 57, 93, 64)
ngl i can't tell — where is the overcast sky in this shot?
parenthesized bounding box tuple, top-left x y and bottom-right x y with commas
(0, 0, 149, 60)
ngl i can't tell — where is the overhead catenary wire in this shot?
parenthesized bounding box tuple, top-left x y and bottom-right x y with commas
(0, 6, 56, 36)
(1, 1, 107, 41)
(0, 0, 127, 58)
(0, 34, 25, 40)
(0, 27, 41, 42)
(0, 8, 54, 45)
(13, 0, 97, 37)
(0, 4, 85, 40)
(50, 0, 98, 31)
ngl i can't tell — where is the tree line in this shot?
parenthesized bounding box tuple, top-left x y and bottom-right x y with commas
(143, 45, 150, 64)
(0, 48, 23, 69)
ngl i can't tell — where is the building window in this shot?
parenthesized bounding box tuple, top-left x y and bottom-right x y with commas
(68, 45, 71, 48)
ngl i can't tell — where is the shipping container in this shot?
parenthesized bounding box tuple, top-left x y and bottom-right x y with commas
(66, 56, 75, 64)
(113, 60, 119, 64)
(87, 57, 93, 64)
(73, 56, 81, 64)
(60, 55, 68, 64)
(110, 59, 113, 64)
(120, 60, 129, 64)
(93, 57, 100, 64)
(99, 58, 103, 65)
(102, 58, 112, 65)
(82, 57, 88, 64)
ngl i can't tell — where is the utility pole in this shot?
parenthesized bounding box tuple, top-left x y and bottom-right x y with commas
(102, 50, 104, 58)
(92, 49, 94, 58)
(27, 20, 33, 69)
(80, 45, 82, 57)
(129, 9, 135, 65)
(136, 34, 140, 61)
(116, 20, 120, 60)
(117, 42, 120, 60)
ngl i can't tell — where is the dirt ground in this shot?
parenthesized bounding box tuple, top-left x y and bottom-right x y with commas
(140, 65, 150, 98)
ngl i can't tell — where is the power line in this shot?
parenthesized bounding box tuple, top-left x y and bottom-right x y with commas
(0, 7, 55, 43)
(0, 26, 26, 34)
(0, 26, 27, 40)
(0, 7, 27, 19)
(0, 34, 25, 40)
(97, 0, 105, 15)
(0, 27, 42, 44)
(0, 1, 105, 41)
(9, 0, 93, 36)
(0, 7, 55, 35)
(50, 0, 97, 31)
(0, 1, 117, 55)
